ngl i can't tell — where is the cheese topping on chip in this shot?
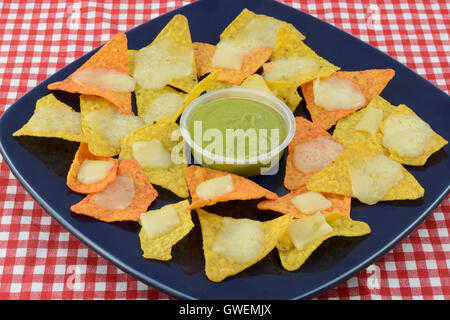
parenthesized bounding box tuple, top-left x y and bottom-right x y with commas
(293, 136, 345, 173)
(355, 108, 384, 135)
(133, 38, 194, 90)
(143, 92, 185, 124)
(235, 16, 286, 50)
(77, 159, 115, 185)
(72, 68, 136, 92)
(313, 76, 365, 111)
(91, 176, 135, 210)
(262, 57, 320, 81)
(196, 174, 235, 200)
(132, 140, 172, 169)
(290, 192, 332, 214)
(382, 114, 436, 158)
(140, 205, 180, 239)
(83, 108, 145, 150)
(212, 218, 264, 263)
(349, 154, 403, 205)
(287, 212, 333, 250)
(240, 74, 273, 94)
(211, 40, 248, 70)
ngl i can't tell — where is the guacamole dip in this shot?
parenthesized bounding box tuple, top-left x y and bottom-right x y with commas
(187, 99, 287, 159)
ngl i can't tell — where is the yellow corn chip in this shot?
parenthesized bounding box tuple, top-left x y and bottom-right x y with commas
(133, 15, 197, 93)
(265, 27, 339, 86)
(197, 208, 292, 282)
(333, 96, 397, 148)
(206, 78, 234, 93)
(306, 134, 424, 202)
(265, 80, 302, 112)
(129, 49, 188, 124)
(14, 94, 87, 142)
(80, 95, 145, 157)
(220, 8, 305, 46)
(171, 71, 220, 121)
(119, 119, 189, 198)
(277, 213, 371, 271)
(240, 74, 272, 94)
(379, 104, 448, 166)
(139, 200, 194, 261)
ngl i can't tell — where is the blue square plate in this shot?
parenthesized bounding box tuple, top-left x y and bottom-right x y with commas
(0, 0, 449, 300)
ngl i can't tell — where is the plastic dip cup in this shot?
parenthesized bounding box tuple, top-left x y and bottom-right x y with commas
(180, 88, 296, 177)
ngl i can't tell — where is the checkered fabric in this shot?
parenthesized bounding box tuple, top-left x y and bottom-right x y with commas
(0, 0, 448, 300)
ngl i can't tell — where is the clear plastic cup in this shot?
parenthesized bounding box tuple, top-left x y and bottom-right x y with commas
(179, 88, 296, 177)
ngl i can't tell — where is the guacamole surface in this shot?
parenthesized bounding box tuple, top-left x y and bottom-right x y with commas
(187, 99, 287, 159)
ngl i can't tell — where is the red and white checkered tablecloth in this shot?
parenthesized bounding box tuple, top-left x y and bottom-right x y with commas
(0, 0, 448, 300)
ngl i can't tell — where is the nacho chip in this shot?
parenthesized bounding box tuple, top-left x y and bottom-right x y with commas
(70, 159, 158, 222)
(306, 134, 424, 203)
(263, 27, 339, 86)
(193, 42, 271, 85)
(171, 71, 220, 121)
(379, 104, 448, 166)
(80, 95, 145, 157)
(257, 186, 351, 218)
(277, 212, 370, 271)
(302, 69, 395, 130)
(333, 96, 397, 148)
(129, 48, 189, 124)
(139, 200, 194, 261)
(266, 80, 302, 112)
(240, 74, 272, 94)
(119, 119, 189, 198)
(220, 8, 305, 48)
(13, 94, 87, 142)
(284, 117, 344, 191)
(197, 208, 292, 282)
(48, 33, 132, 114)
(133, 15, 197, 93)
(186, 165, 278, 210)
(66, 143, 118, 194)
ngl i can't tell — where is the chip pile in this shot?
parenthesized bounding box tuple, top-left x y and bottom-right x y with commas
(13, 9, 448, 283)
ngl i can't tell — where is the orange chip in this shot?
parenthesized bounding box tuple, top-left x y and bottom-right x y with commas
(186, 165, 278, 210)
(257, 186, 351, 218)
(284, 117, 344, 191)
(67, 143, 118, 194)
(48, 33, 132, 114)
(70, 159, 158, 222)
(193, 42, 272, 85)
(302, 69, 395, 130)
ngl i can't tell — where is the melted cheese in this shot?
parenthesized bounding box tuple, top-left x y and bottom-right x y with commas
(133, 38, 194, 90)
(77, 160, 115, 185)
(140, 206, 180, 239)
(348, 154, 403, 205)
(143, 92, 185, 123)
(293, 136, 345, 173)
(262, 57, 320, 81)
(211, 40, 248, 70)
(212, 218, 264, 263)
(382, 114, 435, 158)
(313, 76, 366, 111)
(196, 174, 235, 200)
(290, 192, 332, 214)
(287, 212, 333, 250)
(132, 140, 172, 169)
(355, 108, 384, 135)
(91, 176, 135, 210)
(72, 68, 136, 92)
